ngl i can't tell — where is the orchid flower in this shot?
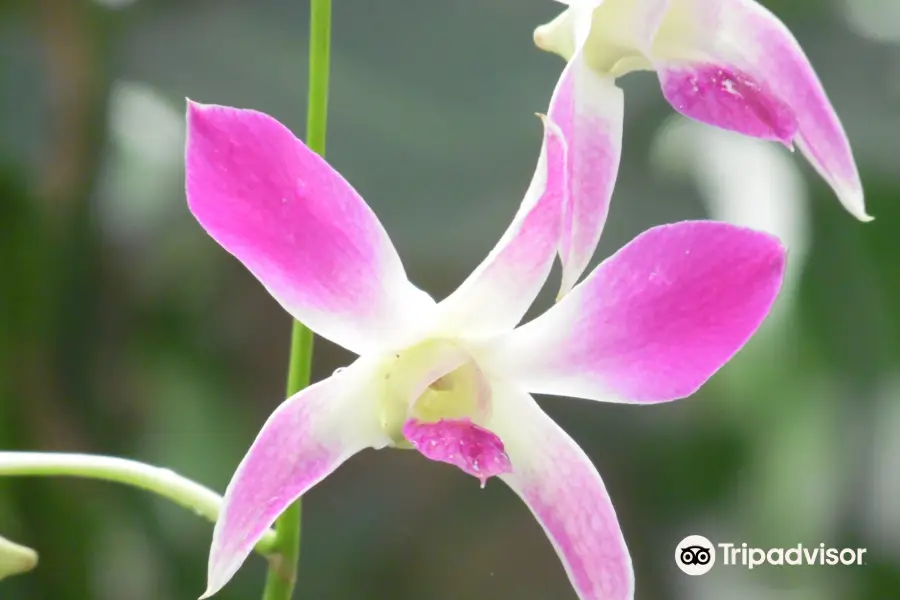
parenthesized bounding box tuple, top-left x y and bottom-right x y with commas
(186, 101, 785, 600)
(537, 0, 866, 295)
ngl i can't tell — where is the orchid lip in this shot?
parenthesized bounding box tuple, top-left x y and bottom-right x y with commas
(402, 418, 513, 488)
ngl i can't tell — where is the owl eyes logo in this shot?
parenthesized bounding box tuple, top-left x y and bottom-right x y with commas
(681, 545, 712, 565)
(675, 535, 716, 575)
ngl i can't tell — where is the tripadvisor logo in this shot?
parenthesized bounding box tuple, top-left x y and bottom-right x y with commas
(676, 535, 867, 575)
(720, 542, 867, 569)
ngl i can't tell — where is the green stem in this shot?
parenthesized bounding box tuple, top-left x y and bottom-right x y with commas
(304, 0, 331, 157)
(261, 1, 330, 599)
(0, 452, 277, 554)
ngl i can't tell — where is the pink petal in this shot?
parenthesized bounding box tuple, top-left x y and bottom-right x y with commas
(486, 221, 785, 403)
(203, 359, 388, 598)
(644, 0, 868, 220)
(402, 418, 512, 488)
(549, 56, 624, 297)
(435, 118, 566, 335)
(490, 383, 633, 600)
(185, 102, 434, 356)
(729, 0, 867, 220)
(658, 63, 798, 147)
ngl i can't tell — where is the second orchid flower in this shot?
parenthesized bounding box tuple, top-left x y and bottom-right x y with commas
(537, 0, 867, 295)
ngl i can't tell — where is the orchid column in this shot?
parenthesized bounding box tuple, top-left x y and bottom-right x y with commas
(260, 1, 331, 600)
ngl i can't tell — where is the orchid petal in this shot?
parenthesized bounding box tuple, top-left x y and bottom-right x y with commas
(534, 9, 577, 61)
(569, 2, 603, 51)
(645, 0, 868, 219)
(657, 63, 799, 147)
(548, 2, 606, 50)
(435, 118, 566, 335)
(490, 382, 633, 600)
(186, 102, 434, 356)
(550, 55, 624, 297)
(534, 5, 625, 297)
(485, 221, 785, 403)
(204, 359, 388, 598)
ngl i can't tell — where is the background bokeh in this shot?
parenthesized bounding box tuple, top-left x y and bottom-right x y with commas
(2, 0, 899, 598)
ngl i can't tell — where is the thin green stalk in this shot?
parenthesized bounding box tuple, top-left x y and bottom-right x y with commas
(261, 1, 330, 599)
(0, 452, 277, 554)
(304, 0, 331, 156)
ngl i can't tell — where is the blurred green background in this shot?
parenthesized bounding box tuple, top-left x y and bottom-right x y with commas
(1, 0, 899, 598)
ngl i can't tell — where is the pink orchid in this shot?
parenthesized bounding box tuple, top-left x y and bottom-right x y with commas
(186, 100, 785, 600)
(537, 0, 867, 295)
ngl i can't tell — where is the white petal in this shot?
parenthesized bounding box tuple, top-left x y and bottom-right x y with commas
(549, 56, 624, 296)
(434, 118, 567, 336)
